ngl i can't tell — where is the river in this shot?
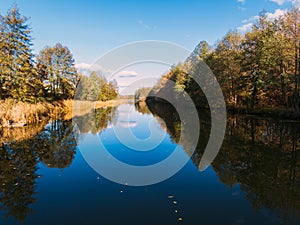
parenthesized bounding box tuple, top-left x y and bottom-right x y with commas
(0, 102, 299, 225)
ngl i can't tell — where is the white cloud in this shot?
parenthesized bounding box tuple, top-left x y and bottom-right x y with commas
(90, 64, 108, 73)
(117, 121, 137, 128)
(116, 70, 138, 76)
(266, 9, 287, 20)
(75, 63, 91, 70)
(137, 19, 157, 30)
(237, 0, 246, 3)
(75, 63, 110, 76)
(238, 8, 287, 32)
(242, 15, 259, 24)
(237, 23, 253, 32)
(269, 0, 292, 5)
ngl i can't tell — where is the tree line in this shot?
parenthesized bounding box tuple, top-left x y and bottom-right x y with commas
(76, 71, 118, 101)
(134, 87, 152, 102)
(206, 5, 300, 112)
(0, 5, 118, 103)
(152, 4, 300, 115)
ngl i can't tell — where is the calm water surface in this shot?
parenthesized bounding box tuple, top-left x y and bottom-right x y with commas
(0, 102, 299, 225)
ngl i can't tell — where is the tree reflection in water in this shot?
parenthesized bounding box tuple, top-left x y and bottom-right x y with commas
(0, 107, 116, 222)
(73, 107, 116, 134)
(145, 101, 300, 225)
(0, 139, 39, 222)
(1, 102, 299, 224)
(37, 120, 77, 169)
(214, 116, 300, 225)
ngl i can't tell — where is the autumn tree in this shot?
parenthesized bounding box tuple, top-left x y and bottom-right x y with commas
(186, 41, 212, 64)
(98, 81, 118, 101)
(239, 12, 276, 108)
(0, 14, 7, 99)
(76, 71, 118, 101)
(0, 5, 41, 102)
(212, 31, 243, 106)
(37, 43, 79, 100)
(281, 5, 300, 113)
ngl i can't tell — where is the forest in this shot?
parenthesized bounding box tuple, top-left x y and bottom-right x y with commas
(0, 5, 118, 103)
(1, 3, 300, 120)
(148, 4, 300, 118)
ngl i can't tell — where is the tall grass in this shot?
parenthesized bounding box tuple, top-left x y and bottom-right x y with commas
(0, 99, 71, 127)
(0, 99, 129, 128)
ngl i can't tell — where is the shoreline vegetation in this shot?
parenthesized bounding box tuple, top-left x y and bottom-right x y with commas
(0, 99, 129, 129)
(1, 3, 300, 129)
(0, 5, 120, 130)
(135, 4, 300, 121)
(136, 97, 300, 120)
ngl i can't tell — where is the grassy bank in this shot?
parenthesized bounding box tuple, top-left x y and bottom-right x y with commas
(0, 99, 128, 128)
(0, 99, 73, 128)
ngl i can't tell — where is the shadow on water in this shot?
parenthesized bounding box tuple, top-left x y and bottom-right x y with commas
(144, 100, 300, 225)
(213, 116, 300, 225)
(0, 107, 116, 223)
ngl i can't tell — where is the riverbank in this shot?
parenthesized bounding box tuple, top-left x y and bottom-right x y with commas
(0, 99, 130, 128)
(227, 106, 300, 120)
(145, 97, 300, 121)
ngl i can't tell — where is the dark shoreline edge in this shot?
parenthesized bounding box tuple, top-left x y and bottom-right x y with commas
(145, 96, 300, 121)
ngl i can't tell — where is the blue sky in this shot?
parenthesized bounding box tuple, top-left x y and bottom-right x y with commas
(0, 0, 294, 65)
